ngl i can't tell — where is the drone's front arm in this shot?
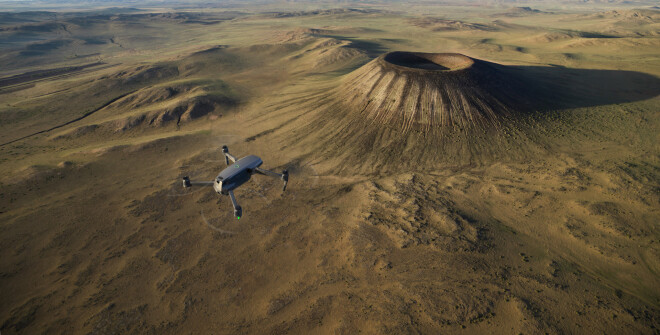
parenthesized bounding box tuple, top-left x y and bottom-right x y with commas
(222, 145, 237, 165)
(228, 190, 242, 218)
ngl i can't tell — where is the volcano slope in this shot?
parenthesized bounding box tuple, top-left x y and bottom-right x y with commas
(290, 49, 660, 174)
(1, 4, 660, 335)
(294, 51, 537, 172)
(342, 52, 518, 133)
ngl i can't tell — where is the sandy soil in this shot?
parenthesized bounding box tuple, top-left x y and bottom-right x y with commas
(1, 2, 659, 334)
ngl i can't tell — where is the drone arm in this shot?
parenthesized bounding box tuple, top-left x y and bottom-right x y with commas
(190, 181, 214, 186)
(222, 145, 237, 165)
(182, 176, 214, 188)
(255, 167, 289, 192)
(254, 167, 280, 178)
(228, 190, 242, 218)
(224, 153, 237, 164)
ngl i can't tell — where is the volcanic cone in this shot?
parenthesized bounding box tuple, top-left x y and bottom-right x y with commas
(289, 51, 543, 172)
(339, 51, 525, 134)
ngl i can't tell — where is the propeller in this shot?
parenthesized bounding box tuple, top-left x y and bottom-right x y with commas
(166, 162, 212, 197)
(222, 145, 229, 165)
(282, 169, 289, 192)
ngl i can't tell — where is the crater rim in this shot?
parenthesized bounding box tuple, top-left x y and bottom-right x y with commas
(382, 51, 475, 71)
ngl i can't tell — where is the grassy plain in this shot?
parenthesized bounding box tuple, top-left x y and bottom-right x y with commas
(0, 2, 659, 334)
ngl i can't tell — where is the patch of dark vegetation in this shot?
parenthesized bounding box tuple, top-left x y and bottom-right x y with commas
(88, 304, 150, 335)
(0, 62, 104, 88)
(83, 37, 107, 45)
(615, 289, 623, 299)
(563, 167, 591, 182)
(263, 8, 381, 18)
(138, 12, 237, 23)
(492, 6, 548, 17)
(365, 175, 491, 252)
(17, 50, 46, 57)
(127, 189, 180, 223)
(516, 6, 542, 13)
(587, 201, 649, 239)
(120, 65, 180, 84)
(0, 22, 69, 33)
(0, 11, 58, 24)
(179, 46, 249, 75)
(62, 11, 234, 26)
(589, 201, 621, 217)
(402, 283, 500, 328)
(245, 129, 275, 142)
(618, 161, 660, 185)
(1, 298, 39, 333)
(155, 230, 197, 269)
(0, 90, 134, 146)
(408, 17, 498, 31)
(578, 31, 619, 39)
(563, 53, 582, 60)
(22, 39, 72, 53)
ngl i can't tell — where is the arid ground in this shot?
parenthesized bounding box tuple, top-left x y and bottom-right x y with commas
(1, 1, 659, 334)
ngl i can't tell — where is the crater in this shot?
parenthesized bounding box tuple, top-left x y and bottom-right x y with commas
(335, 51, 521, 134)
(383, 51, 474, 71)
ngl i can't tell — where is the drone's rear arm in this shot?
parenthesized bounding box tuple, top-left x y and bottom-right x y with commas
(228, 190, 242, 218)
(255, 167, 289, 191)
(222, 145, 237, 165)
(182, 176, 214, 188)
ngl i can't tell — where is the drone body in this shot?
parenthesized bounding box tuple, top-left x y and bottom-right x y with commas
(214, 155, 263, 194)
(182, 146, 288, 219)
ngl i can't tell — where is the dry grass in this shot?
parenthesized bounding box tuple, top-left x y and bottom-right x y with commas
(1, 3, 659, 334)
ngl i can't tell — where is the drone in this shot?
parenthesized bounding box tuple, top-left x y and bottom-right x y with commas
(182, 145, 288, 219)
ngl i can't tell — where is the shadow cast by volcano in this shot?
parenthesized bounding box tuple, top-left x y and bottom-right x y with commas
(503, 64, 660, 111)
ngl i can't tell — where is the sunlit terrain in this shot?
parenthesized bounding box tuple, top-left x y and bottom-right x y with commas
(1, 1, 659, 333)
